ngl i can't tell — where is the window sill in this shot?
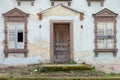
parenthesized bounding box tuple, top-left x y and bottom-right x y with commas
(94, 49, 118, 57)
(87, 0, 105, 2)
(97, 35, 114, 39)
(17, 0, 35, 1)
(87, 0, 105, 6)
(4, 49, 28, 58)
(50, 0, 72, 6)
(17, 0, 35, 6)
(50, 0, 72, 1)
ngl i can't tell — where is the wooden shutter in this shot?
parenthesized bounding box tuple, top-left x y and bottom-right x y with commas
(107, 39, 114, 49)
(97, 22, 105, 36)
(97, 39, 104, 49)
(106, 22, 114, 36)
(8, 29, 15, 49)
(97, 23, 105, 49)
(106, 22, 114, 48)
(16, 23, 24, 49)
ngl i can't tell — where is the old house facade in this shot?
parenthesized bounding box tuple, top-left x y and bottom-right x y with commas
(0, 0, 120, 73)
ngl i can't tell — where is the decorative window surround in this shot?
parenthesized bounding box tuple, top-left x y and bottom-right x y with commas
(50, 0, 72, 6)
(17, 0, 35, 6)
(93, 8, 118, 57)
(3, 8, 29, 58)
(87, 0, 105, 6)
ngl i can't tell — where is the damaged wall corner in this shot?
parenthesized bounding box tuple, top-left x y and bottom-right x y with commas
(37, 13, 43, 20)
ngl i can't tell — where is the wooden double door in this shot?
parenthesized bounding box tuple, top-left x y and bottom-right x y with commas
(53, 24, 70, 63)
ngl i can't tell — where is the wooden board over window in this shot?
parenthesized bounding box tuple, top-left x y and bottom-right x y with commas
(3, 8, 29, 58)
(93, 8, 118, 57)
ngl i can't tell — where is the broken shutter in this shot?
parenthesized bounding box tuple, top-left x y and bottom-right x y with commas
(7, 22, 24, 49)
(16, 23, 24, 49)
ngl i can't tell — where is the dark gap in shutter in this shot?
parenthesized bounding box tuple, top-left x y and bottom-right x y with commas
(18, 32, 23, 42)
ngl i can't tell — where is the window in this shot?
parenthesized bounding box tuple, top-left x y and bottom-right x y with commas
(93, 8, 118, 57)
(3, 8, 29, 57)
(97, 22, 114, 49)
(8, 23, 24, 49)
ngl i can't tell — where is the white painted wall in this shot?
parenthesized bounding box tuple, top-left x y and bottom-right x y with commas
(0, 0, 120, 66)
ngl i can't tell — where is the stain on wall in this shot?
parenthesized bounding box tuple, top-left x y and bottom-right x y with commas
(28, 38, 50, 62)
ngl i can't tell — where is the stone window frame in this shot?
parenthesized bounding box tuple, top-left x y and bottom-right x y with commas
(3, 8, 29, 58)
(50, 0, 72, 6)
(87, 0, 105, 7)
(17, 0, 35, 6)
(93, 8, 118, 57)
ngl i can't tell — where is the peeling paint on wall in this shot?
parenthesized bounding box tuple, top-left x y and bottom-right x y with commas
(42, 5, 80, 18)
(28, 38, 50, 62)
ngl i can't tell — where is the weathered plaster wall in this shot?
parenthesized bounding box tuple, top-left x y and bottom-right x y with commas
(42, 5, 80, 17)
(0, 0, 120, 67)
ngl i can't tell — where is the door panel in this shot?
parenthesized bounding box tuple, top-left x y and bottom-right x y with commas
(54, 24, 70, 63)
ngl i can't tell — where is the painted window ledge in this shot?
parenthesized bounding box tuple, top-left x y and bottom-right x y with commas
(50, 0, 72, 6)
(94, 49, 118, 57)
(4, 49, 28, 57)
(17, 0, 35, 6)
(87, 0, 105, 6)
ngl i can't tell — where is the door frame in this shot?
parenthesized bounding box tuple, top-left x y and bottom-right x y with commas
(50, 20, 74, 63)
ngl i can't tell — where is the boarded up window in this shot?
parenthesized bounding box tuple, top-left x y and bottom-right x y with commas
(97, 22, 114, 49)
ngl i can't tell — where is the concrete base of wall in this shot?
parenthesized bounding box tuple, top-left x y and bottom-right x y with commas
(93, 64, 120, 74)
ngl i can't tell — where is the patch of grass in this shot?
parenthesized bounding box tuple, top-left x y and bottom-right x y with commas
(1, 77, 120, 80)
(2, 63, 120, 78)
(40, 65, 91, 72)
(103, 72, 120, 77)
(70, 61, 77, 64)
(90, 67, 97, 73)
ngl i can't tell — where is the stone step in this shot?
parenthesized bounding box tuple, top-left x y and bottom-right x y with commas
(34, 64, 91, 72)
